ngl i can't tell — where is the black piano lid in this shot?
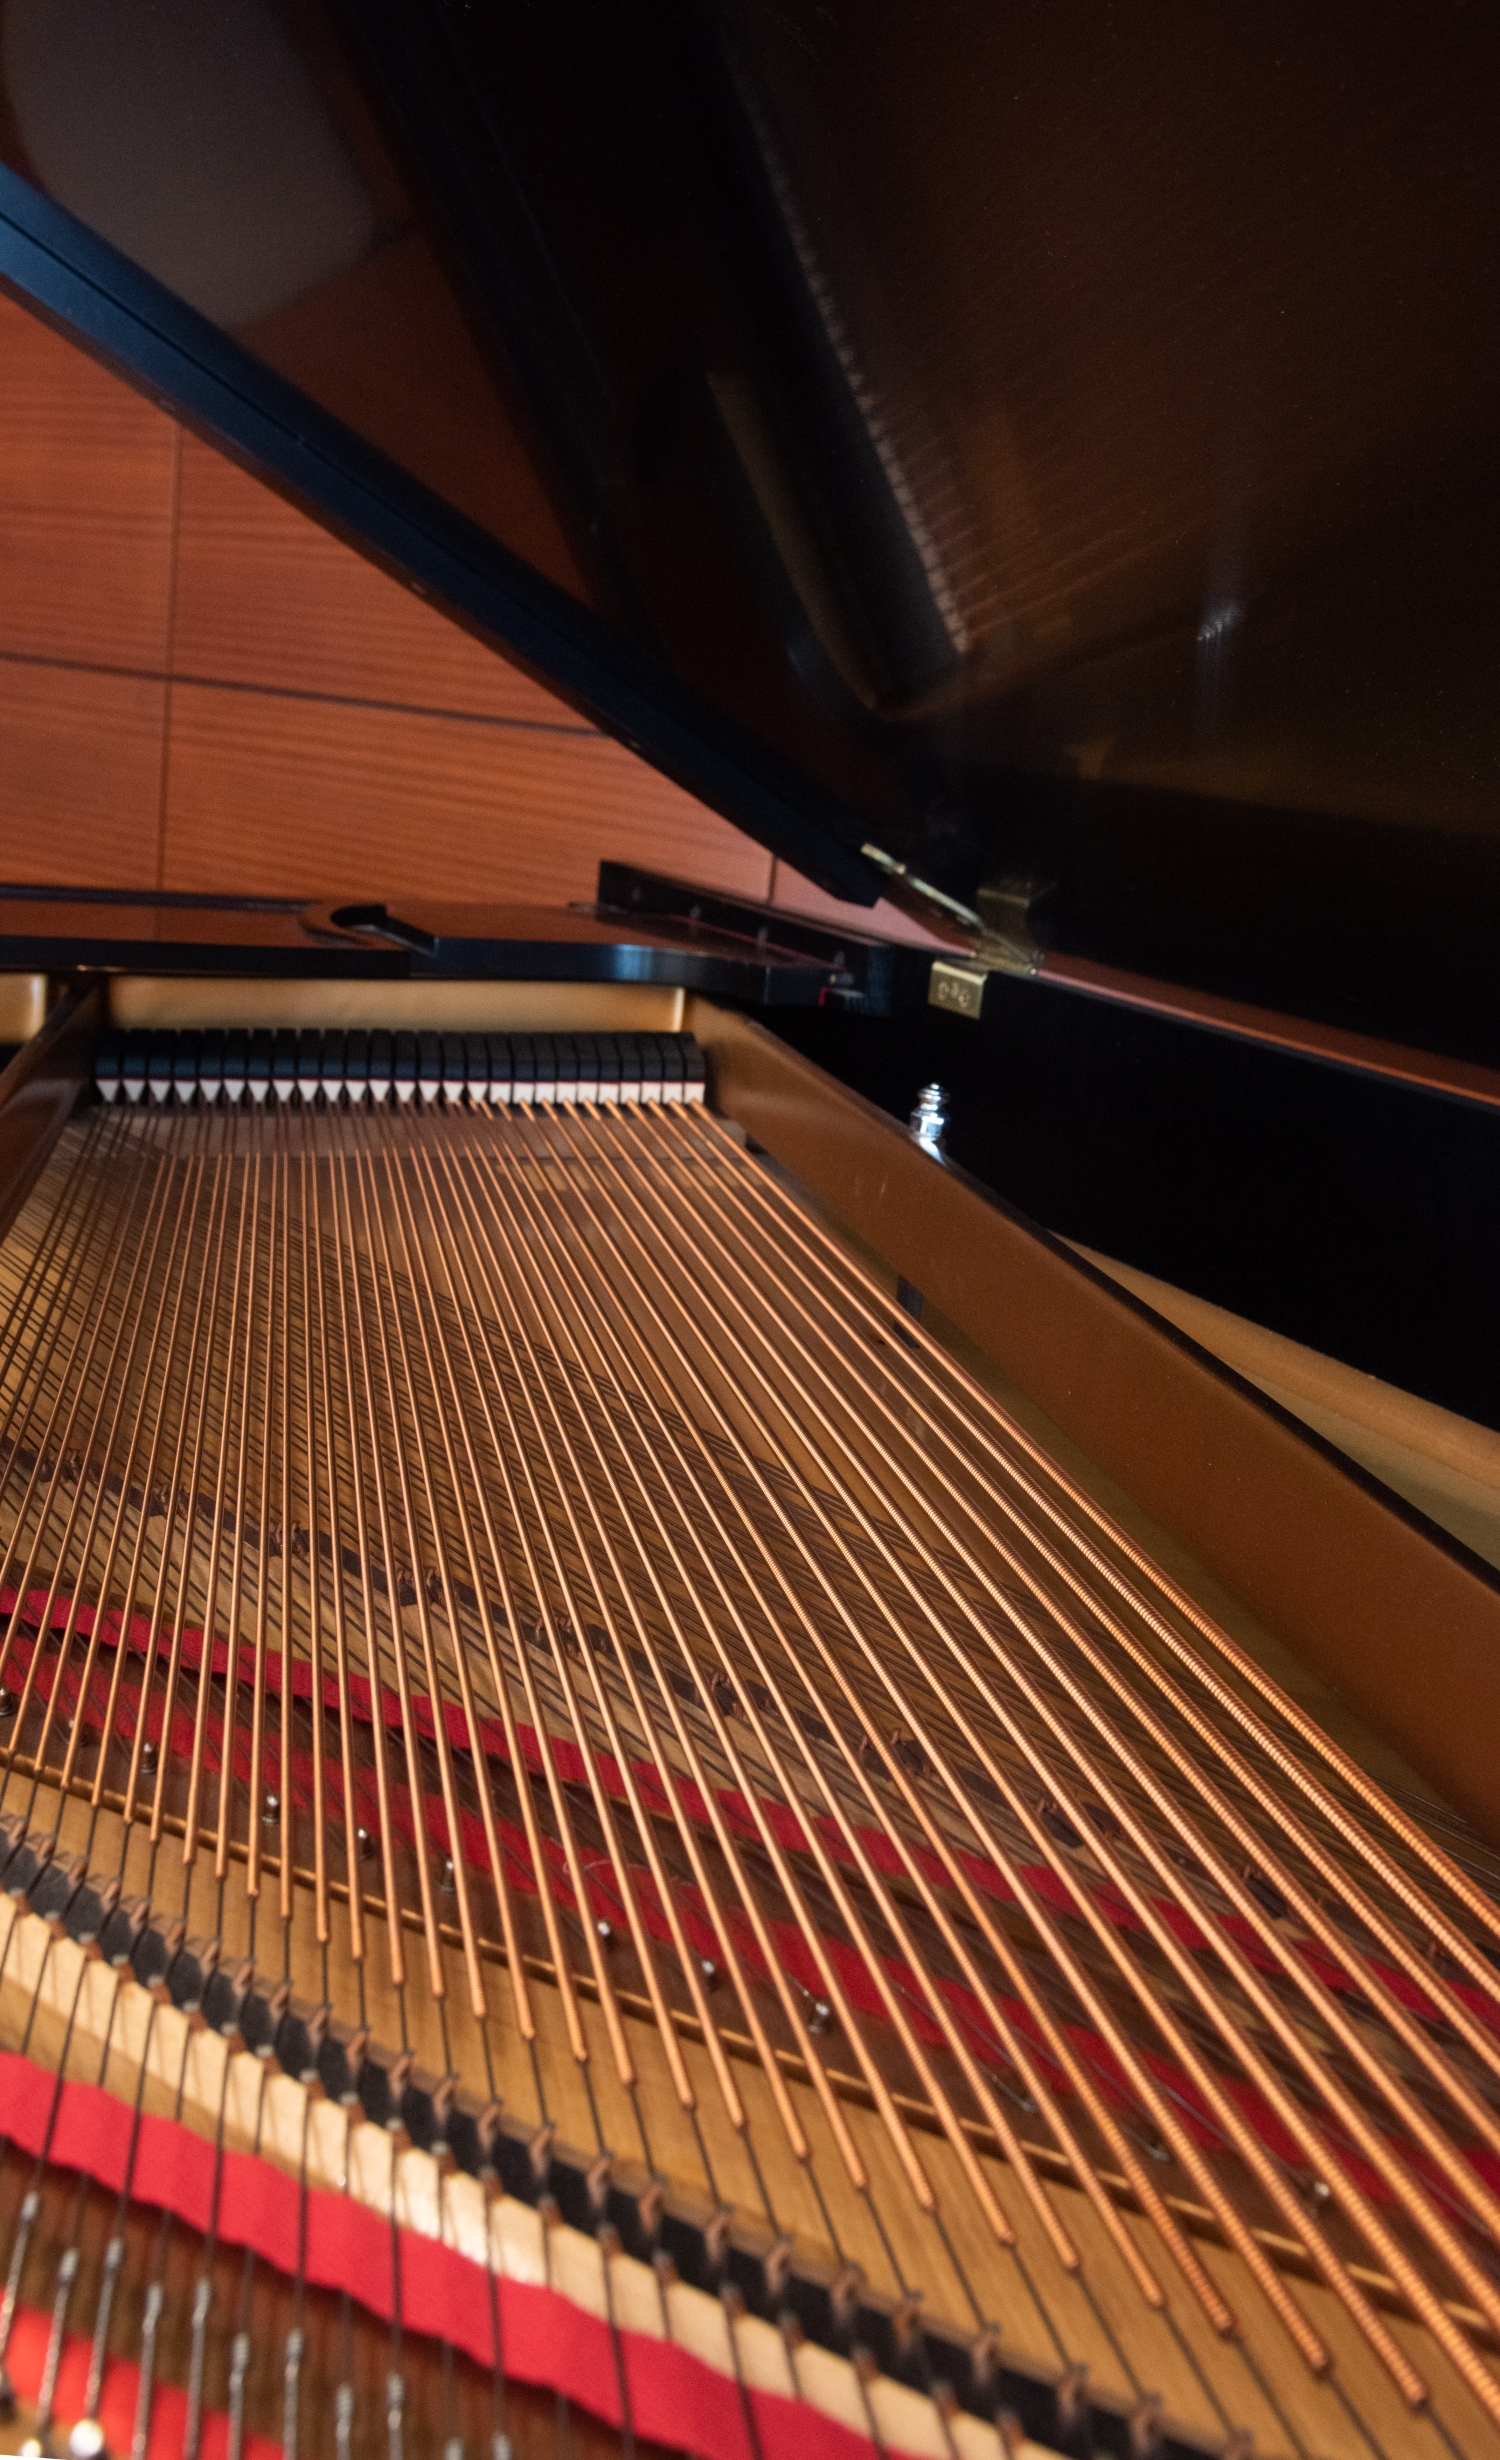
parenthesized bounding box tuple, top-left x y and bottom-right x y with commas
(2, 2, 1500, 1054)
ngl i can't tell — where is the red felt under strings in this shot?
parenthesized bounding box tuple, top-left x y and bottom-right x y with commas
(0, 2052, 899, 2460)
(0, 2293, 279, 2460)
(9, 1584, 1499, 2214)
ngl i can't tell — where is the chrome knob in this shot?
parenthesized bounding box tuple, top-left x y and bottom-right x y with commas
(909, 1082, 949, 1156)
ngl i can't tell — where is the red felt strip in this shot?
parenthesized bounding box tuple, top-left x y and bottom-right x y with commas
(19, 1576, 1496, 2017)
(0, 2053, 910, 2460)
(5, 1587, 1464, 2223)
(0, 2292, 279, 2458)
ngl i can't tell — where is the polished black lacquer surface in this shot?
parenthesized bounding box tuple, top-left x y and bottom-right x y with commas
(0, 885, 861, 1001)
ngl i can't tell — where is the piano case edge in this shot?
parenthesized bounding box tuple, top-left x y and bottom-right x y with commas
(690, 993, 1500, 1855)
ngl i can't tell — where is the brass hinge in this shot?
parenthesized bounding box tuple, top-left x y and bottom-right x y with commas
(926, 876, 1052, 1019)
(856, 846, 1051, 1019)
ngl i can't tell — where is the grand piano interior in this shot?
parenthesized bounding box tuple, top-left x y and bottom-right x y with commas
(1, 6, 1500, 2457)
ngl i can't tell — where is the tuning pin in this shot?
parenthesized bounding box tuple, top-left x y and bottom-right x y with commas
(1127, 2390, 1164, 2456)
(438, 1856, 456, 1893)
(282, 2325, 305, 2457)
(585, 2152, 613, 2218)
(355, 1827, 375, 1861)
(596, 1918, 614, 1947)
(227, 2331, 251, 2457)
(263, 1791, 280, 1826)
(67, 2428, 108, 2460)
(931, 2381, 960, 2428)
(1055, 2360, 1089, 2440)
(139, 1738, 157, 1773)
(808, 1998, 833, 2035)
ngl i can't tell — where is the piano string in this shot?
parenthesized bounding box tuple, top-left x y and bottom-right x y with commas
(0, 1036, 1492, 2454)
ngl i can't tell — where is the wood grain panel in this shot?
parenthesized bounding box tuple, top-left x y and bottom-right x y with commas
(0, 294, 778, 915)
(0, 660, 164, 884)
(162, 683, 773, 906)
(0, 294, 178, 669)
(172, 435, 575, 724)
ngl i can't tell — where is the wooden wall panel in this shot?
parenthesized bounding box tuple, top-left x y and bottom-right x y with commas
(163, 684, 773, 906)
(171, 437, 568, 724)
(0, 294, 177, 669)
(0, 292, 774, 912)
(0, 662, 164, 883)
